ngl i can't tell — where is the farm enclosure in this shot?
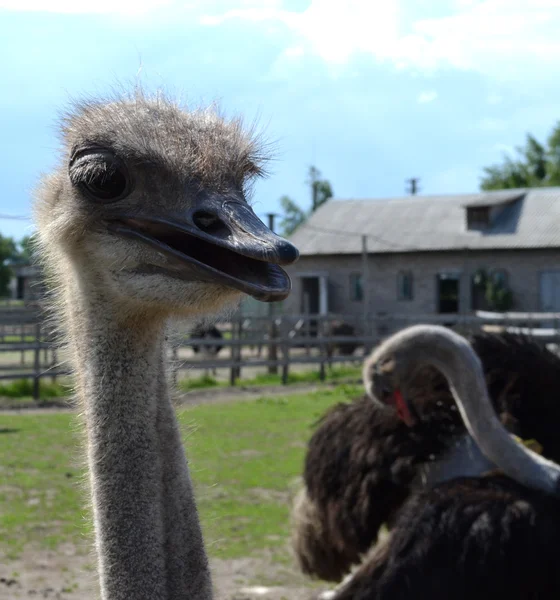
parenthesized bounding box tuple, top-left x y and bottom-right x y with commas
(0, 306, 559, 401)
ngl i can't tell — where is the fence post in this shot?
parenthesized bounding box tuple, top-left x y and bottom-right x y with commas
(237, 317, 243, 380)
(230, 319, 238, 386)
(319, 316, 326, 382)
(20, 323, 25, 365)
(280, 317, 289, 385)
(33, 321, 41, 401)
(267, 310, 278, 375)
(172, 345, 178, 388)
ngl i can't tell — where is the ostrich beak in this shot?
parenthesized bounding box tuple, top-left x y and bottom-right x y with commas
(107, 196, 299, 302)
(393, 390, 418, 427)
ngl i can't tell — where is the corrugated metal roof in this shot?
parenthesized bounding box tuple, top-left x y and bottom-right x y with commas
(460, 190, 526, 207)
(289, 188, 560, 255)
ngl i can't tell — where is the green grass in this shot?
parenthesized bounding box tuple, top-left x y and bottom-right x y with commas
(0, 335, 37, 343)
(0, 384, 361, 561)
(178, 365, 361, 393)
(240, 365, 361, 387)
(0, 378, 71, 400)
(179, 373, 226, 392)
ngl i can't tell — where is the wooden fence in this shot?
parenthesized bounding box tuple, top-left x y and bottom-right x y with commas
(1, 308, 560, 400)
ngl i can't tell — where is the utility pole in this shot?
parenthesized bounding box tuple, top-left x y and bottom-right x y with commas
(311, 172, 318, 211)
(266, 212, 279, 374)
(406, 177, 420, 196)
(361, 235, 369, 353)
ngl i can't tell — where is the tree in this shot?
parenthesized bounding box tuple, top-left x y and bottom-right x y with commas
(279, 195, 307, 237)
(480, 123, 560, 190)
(472, 268, 514, 312)
(279, 166, 333, 236)
(18, 235, 35, 262)
(0, 235, 18, 297)
(308, 165, 333, 212)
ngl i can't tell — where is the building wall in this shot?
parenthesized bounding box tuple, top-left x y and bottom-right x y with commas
(283, 248, 560, 316)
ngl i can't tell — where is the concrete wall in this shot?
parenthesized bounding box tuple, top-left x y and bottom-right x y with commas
(282, 248, 560, 317)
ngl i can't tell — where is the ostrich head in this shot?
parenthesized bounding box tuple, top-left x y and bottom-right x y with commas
(363, 326, 459, 428)
(34, 94, 299, 320)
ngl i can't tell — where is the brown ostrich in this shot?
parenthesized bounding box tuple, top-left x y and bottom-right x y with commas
(331, 324, 560, 600)
(292, 330, 560, 583)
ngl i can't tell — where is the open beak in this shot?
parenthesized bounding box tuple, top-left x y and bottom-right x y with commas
(106, 196, 299, 302)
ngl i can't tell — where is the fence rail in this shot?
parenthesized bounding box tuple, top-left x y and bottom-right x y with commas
(1, 308, 560, 400)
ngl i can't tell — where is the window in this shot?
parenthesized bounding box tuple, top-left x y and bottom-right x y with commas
(491, 269, 508, 287)
(466, 206, 490, 229)
(397, 271, 413, 301)
(350, 273, 363, 301)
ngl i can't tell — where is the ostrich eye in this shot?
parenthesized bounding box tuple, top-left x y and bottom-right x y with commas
(82, 163, 128, 202)
(69, 148, 132, 203)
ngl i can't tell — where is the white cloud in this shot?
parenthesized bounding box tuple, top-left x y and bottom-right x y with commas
(202, 0, 400, 64)
(0, 0, 173, 13)
(417, 90, 438, 103)
(201, 0, 560, 80)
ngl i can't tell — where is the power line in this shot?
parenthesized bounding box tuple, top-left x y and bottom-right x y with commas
(0, 214, 31, 220)
(303, 224, 413, 251)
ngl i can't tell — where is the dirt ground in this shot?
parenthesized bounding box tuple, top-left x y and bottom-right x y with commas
(0, 544, 334, 600)
(0, 385, 342, 600)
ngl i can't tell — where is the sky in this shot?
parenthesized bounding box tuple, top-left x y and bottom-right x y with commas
(1, 0, 560, 241)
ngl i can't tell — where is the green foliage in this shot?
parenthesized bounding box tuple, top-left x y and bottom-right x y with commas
(279, 195, 307, 236)
(480, 123, 560, 190)
(0, 234, 18, 297)
(178, 373, 224, 392)
(308, 165, 333, 211)
(178, 365, 361, 392)
(472, 268, 514, 312)
(485, 282, 513, 312)
(0, 378, 71, 399)
(279, 165, 333, 236)
(18, 235, 36, 262)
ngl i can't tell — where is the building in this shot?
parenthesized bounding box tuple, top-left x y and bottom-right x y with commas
(284, 188, 560, 318)
(9, 261, 43, 302)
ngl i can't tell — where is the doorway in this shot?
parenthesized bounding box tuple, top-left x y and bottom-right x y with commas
(16, 276, 25, 301)
(437, 273, 460, 314)
(301, 277, 320, 315)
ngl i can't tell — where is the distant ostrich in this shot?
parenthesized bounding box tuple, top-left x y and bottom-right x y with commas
(330, 324, 560, 599)
(292, 331, 560, 582)
(33, 92, 299, 600)
(190, 323, 224, 376)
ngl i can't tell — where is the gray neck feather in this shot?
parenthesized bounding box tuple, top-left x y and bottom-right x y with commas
(68, 284, 213, 599)
(398, 325, 560, 497)
(414, 434, 495, 488)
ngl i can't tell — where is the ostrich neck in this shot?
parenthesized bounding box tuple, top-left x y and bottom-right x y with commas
(402, 328, 560, 497)
(414, 434, 495, 489)
(65, 279, 212, 600)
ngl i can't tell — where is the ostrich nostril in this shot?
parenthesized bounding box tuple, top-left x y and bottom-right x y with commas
(192, 210, 230, 238)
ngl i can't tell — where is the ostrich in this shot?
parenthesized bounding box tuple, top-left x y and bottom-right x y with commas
(33, 92, 299, 600)
(292, 330, 560, 582)
(189, 323, 224, 377)
(330, 324, 560, 599)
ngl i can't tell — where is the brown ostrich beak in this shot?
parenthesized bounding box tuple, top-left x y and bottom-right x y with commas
(106, 196, 299, 302)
